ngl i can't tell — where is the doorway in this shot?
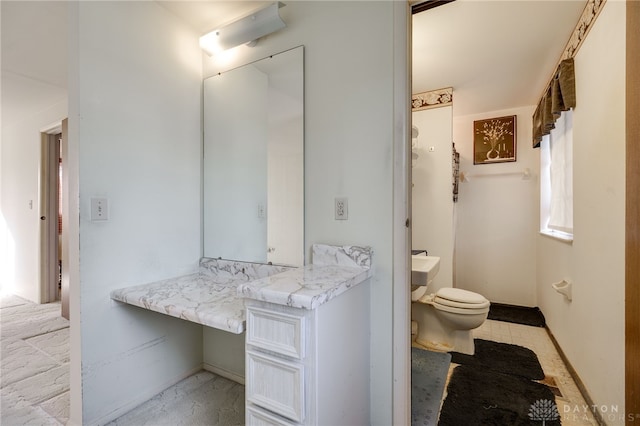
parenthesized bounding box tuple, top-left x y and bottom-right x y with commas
(40, 120, 69, 319)
(409, 1, 639, 422)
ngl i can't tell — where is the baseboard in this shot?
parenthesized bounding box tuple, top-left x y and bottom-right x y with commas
(203, 362, 245, 385)
(545, 327, 605, 426)
(86, 365, 203, 426)
(490, 302, 537, 309)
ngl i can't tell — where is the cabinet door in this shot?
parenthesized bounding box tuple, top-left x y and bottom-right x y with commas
(246, 350, 305, 423)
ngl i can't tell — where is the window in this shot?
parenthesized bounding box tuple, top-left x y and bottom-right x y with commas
(540, 109, 573, 241)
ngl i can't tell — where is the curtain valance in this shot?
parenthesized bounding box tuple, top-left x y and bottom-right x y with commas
(532, 58, 576, 148)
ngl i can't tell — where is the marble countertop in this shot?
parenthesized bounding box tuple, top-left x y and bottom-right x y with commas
(110, 245, 372, 332)
(110, 272, 247, 334)
(237, 264, 372, 310)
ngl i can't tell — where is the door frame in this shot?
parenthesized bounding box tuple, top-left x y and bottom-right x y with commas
(392, 1, 412, 424)
(625, 0, 639, 420)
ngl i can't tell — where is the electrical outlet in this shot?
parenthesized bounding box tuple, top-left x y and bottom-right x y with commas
(335, 197, 348, 220)
(257, 203, 266, 219)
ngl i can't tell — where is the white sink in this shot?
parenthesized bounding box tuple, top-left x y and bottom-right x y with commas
(411, 255, 440, 286)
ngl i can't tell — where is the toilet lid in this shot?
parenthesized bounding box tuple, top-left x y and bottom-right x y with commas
(435, 288, 490, 309)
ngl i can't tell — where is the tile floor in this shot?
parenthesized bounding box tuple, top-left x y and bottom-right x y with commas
(474, 320, 598, 425)
(415, 319, 599, 425)
(1, 295, 70, 425)
(0, 294, 244, 426)
(105, 371, 244, 426)
(2, 294, 598, 425)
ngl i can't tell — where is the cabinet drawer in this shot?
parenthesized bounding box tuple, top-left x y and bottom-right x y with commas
(246, 350, 305, 423)
(247, 404, 298, 426)
(246, 307, 305, 359)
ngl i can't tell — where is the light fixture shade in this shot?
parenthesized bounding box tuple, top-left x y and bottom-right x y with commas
(200, 2, 286, 56)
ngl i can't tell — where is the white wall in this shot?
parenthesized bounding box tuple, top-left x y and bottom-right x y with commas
(412, 106, 453, 290)
(68, 3, 204, 424)
(203, 328, 245, 382)
(537, 1, 626, 420)
(1, 98, 67, 302)
(453, 105, 538, 306)
(203, 2, 401, 423)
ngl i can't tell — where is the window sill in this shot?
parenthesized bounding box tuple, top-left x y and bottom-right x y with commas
(540, 229, 574, 244)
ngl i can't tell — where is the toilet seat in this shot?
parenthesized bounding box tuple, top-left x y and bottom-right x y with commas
(433, 303, 490, 315)
(434, 288, 490, 310)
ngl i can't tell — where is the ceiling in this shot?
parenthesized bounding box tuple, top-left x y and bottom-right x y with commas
(156, 1, 268, 34)
(412, 0, 586, 116)
(1, 1, 69, 126)
(1, 1, 586, 127)
(0, 0, 259, 126)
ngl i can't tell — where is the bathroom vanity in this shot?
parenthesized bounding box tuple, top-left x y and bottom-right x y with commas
(110, 48, 373, 425)
(110, 244, 372, 425)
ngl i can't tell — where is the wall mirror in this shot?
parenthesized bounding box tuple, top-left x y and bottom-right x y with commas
(203, 46, 304, 266)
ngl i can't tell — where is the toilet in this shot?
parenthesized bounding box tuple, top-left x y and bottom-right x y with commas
(411, 285, 490, 355)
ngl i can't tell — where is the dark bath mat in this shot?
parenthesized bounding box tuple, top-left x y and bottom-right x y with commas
(438, 365, 560, 426)
(450, 339, 545, 380)
(488, 303, 546, 327)
(411, 347, 451, 426)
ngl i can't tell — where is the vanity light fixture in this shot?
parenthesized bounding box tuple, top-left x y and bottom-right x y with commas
(199, 2, 286, 56)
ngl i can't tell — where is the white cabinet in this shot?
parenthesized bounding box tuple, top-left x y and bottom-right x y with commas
(245, 281, 370, 425)
(246, 307, 306, 360)
(246, 350, 305, 422)
(246, 405, 297, 426)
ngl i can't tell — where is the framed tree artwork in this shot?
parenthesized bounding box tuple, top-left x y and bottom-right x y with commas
(473, 115, 517, 164)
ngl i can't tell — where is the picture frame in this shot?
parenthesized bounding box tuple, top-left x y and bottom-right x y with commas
(473, 115, 517, 164)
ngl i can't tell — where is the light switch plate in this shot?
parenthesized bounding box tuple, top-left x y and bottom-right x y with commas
(91, 198, 108, 221)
